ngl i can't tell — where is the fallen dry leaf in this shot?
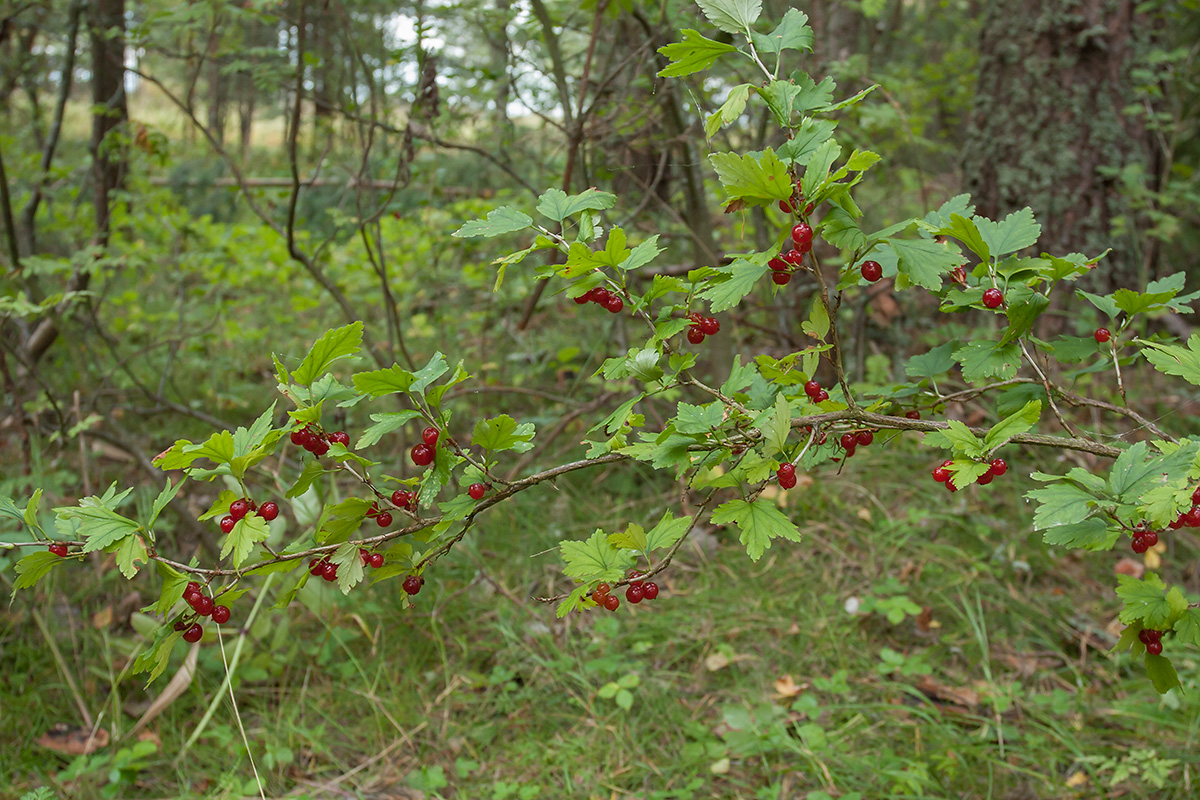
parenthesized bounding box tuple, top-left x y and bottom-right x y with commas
(92, 606, 113, 629)
(773, 675, 806, 698)
(915, 606, 940, 632)
(1065, 771, 1089, 788)
(1114, 557, 1144, 579)
(915, 675, 979, 709)
(36, 724, 109, 755)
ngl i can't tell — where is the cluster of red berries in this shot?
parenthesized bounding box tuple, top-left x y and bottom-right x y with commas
(218, 497, 278, 534)
(859, 260, 882, 283)
(359, 547, 385, 569)
(776, 462, 797, 489)
(366, 502, 393, 528)
(411, 426, 439, 466)
(403, 574, 425, 595)
(982, 288, 1004, 309)
(291, 423, 349, 456)
(767, 223, 815, 287)
(391, 488, 418, 511)
(590, 570, 660, 611)
(1168, 487, 1200, 530)
(778, 181, 814, 216)
(1130, 526, 1160, 554)
(309, 556, 340, 582)
(48, 543, 69, 557)
(174, 582, 231, 643)
(803, 379, 830, 404)
(686, 312, 720, 345)
(837, 429, 874, 458)
(574, 286, 624, 314)
(931, 457, 1008, 492)
(1138, 628, 1165, 656)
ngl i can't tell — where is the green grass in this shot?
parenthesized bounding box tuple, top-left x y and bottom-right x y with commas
(3, 444, 1198, 800)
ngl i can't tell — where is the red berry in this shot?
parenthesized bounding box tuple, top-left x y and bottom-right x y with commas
(1143, 530, 1158, 547)
(1185, 506, 1200, 527)
(403, 575, 423, 595)
(602, 295, 622, 314)
(1094, 328, 1111, 343)
(183, 623, 203, 643)
(859, 261, 882, 282)
(603, 593, 620, 611)
(989, 458, 1008, 476)
(310, 438, 330, 456)
(375, 511, 393, 527)
(699, 316, 720, 336)
(855, 430, 873, 447)
(815, 389, 829, 402)
(905, 410, 921, 420)
(369, 552, 384, 568)
(779, 473, 797, 489)
(1192, 486, 1200, 504)
(573, 293, 589, 305)
(309, 559, 324, 576)
(1131, 536, 1150, 554)
(186, 581, 200, 594)
(771, 271, 792, 286)
(411, 443, 435, 466)
(687, 327, 706, 345)
(329, 431, 350, 446)
(982, 288, 1004, 309)
(1147, 640, 1163, 656)
(804, 380, 821, 398)
(791, 223, 814, 248)
(932, 467, 950, 482)
(422, 427, 439, 447)
(391, 489, 411, 508)
(258, 502, 279, 521)
(778, 462, 795, 476)
(468, 483, 487, 500)
(945, 480, 958, 493)
(229, 500, 249, 521)
(977, 472, 994, 486)
(642, 582, 659, 600)
(322, 561, 338, 581)
(779, 199, 794, 213)
(591, 288, 612, 305)
(1138, 629, 1155, 645)
(783, 249, 805, 266)
(843, 444, 856, 458)
(211, 605, 231, 624)
(193, 595, 214, 616)
(219, 515, 236, 534)
(626, 584, 644, 604)
(290, 428, 307, 446)
(596, 582, 611, 596)
(839, 433, 856, 450)
(48, 543, 68, 557)
(768, 257, 789, 272)
(174, 619, 188, 631)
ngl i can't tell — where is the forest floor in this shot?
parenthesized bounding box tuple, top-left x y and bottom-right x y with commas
(3, 446, 1198, 800)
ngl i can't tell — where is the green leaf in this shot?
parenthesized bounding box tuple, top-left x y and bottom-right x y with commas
(356, 411, 424, 449)
(286, 459, 328, 499)
(147, 479, 184, 529)
(674, 402, 724, 435)
(182, 430, 235, 468)
(953, 340, 1022, 383)
(705, 84, 751, 139)
(133, 629, 184, 686)
(615, 688, 634, 711)
(698, 257, 769, 312)
(887, 237, 961, 291)
(292, 322, 363, 387)
(1113, 287, 1176, 316)
(472, 415, 535, 453)
(799, 139, 840, 200)
(710, 498, 801, 562)
(555, 584, 591, 618)
(983, 400, 1041, 450)
(153, 561, 190, 617)
(536, 187, 617, 222)
(657, 29, 739, 77)
(905, 343, 957, 380)
(620, 235, 664, 271)
(645, 512, 692, 552)
(1040, 518, 1116, 550)
(608, 523, 647, 552)
(0, 495, 24, 524)
(937, 214, 989, 262)
(999, 292, 1050, 344)
(331, 542, 366, 595)
(801, 296, 830, 341)
(819, 206, 866, 251)
(777, 118, 837, 165)
(352, 364, 416, 397)
(709, 148, 793, 208)
(451, 206, 533, 238)
(410, 352, 449, 393)
(975, 207, 1041, 258)
(1173, 608, 1200, 646)
(765, 393, 791, 456)
(220, 514, 271, 567)
(1116, 573, 1173, 628)
(922, 194, 976, 229)
(57, 502, 141, 554)
(560, 530, 636, 583)
(1145, 653, 1180, 694)
(23, 488, 42, 531)
(1108, 440, 1199, 500)
(922, 421, 983, 458)
(1027, 482, 1098, 531)
(114, 534, 149, 579)
(1140, 335, 1200, 386)
(696, 0, 762, 34)
(750, 8, 812, 54)
(12, 551, 63, 592)
(1078, 290, 1119, 319)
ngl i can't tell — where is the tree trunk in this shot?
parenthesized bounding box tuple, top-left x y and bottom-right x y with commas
(961, 0, 1154, 288)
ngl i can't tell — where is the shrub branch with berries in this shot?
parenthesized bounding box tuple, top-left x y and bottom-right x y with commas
(4, 1, 1200, 693)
